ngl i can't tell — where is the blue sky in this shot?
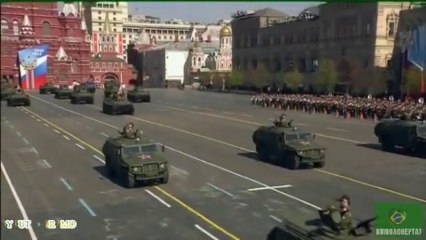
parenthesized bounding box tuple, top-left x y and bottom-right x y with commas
(129, 2, 320, 23)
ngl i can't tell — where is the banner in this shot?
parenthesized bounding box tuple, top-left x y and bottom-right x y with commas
(407, 24, 426, 70)
(18, 44, 48, 90)
(375, 201, 424, 238)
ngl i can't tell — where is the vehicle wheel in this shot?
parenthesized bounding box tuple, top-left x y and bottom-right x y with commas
(161, 172, 169, 184)
(70, 99, 75, 104)
(146, 97, 151, 102)
(313, 160, 325, 168)
(256, 145, 269, 161)
(125, 173, 136, 188)
(288, 154, 300, 170)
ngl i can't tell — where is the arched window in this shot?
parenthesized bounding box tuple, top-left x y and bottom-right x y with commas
(1, 19, 8, 34)
(12, 20, 19, 35)
(71, 60, 78, 73)
(42, 21, 51, 36)
(198, 57, 201, 63)
(386, 13, 398, 38)
(193, 57, 196, 66)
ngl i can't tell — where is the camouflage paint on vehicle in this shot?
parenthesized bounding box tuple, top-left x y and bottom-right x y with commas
(127, 86, 151, 103)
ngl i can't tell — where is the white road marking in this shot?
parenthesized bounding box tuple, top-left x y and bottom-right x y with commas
(93, 155, 105, 163)
(60, 178, 73, 191)
(269, 215, 282, 223)
(191, 105, 199, 109)
(58, 113, 62, 117)
(145, 189, 171, 208)
(36, 119, 41, 122)
(75, 143, 85, 150)
(223, 111, 231, 114)
(195, 224, 219, 240)
(326, 127, 349, 133)
(79, 198, 97, 217)
(30, 115, 35, 118)
(44, 123, 49, 127)
(75, 121, 81, 125)
(86, 125, 92, 130)
(1, 161, 38, 240)
(16, 131, 22, 137)
(99, 132, 109, 138)
(31, 147, 39, 155)
(22, 138, 29, 145)
(242, 113, 253, 117)
(40, 159, 52, 168)
(207, 182, 235, 198)
(24, 111, 29, 114)
(205, 108, 214, 111)
(53, 129, 61, 134)
(63, 135, 70, 141)
(247, 185, 293, 192)
(170, 165, 188, 175)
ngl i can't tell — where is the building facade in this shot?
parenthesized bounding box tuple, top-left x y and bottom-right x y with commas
(79, 2, 128, 33)
(231, 3, 413, 93)
(1, 2, 91, 88)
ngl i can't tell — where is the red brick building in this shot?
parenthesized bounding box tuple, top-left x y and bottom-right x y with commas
(1, 3, 91, 88)
(89, 12, 135, 85)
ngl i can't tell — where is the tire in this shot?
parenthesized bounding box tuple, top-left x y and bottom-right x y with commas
(88, 98, 94, 104)
(288, 154, 301, 170)
(125, 173, 136, 188)
(161, 172, 169, 184)
(313, 160, 325, 168)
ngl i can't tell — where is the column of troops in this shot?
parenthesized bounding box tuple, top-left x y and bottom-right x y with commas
(251, 94, 426, 121)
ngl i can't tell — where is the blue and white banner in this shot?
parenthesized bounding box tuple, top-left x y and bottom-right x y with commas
(407, 24, 426, 70)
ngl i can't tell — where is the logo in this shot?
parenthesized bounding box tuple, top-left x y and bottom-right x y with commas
(389, 210, 407, 225)
(138, 154, 151, 160)
(375, 202, 424, 237)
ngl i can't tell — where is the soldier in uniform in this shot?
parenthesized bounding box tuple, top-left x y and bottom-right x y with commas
(120, 122, 136, 138)
(320, 194, 354, 232)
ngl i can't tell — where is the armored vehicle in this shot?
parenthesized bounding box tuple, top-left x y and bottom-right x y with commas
(374, 118, 426, 153)
(54, 85, 73, 99)
(7, 89, 30, 107)
(102, 123, 169, 188)
(104, 80, 120, 98)
(1, 81, 15, 100)
(69, 85, 94, 104)
(127, 86, 151, 102)
(39, 82, 57, 94)
(252, 114, 326, 169)
(103, 93, 134, 115)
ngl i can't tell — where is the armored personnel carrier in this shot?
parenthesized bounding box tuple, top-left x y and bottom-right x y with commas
(374, 118, 426, 153)
(1, 81, 15, 100)
(104, 80, 120, 98)
(103, 93, 134, 115)
(39, 82, 57, 94)
(7, 89, 30, 107)
(252, 114, 326, 169)
(54, 84, 73, 99)
(69, 85, 94, 104)
(102, 123, 169, 188)
(127, 86, 151, 102)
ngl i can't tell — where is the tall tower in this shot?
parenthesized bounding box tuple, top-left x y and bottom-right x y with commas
(98, 12, 117, 54)
(217, 25, 232, 71)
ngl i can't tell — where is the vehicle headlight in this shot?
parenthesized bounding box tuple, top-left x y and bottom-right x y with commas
(132, 167, 140, 172)
(297, 151, 304, 155)
(320, 149, 325, 154)
(159, 163, 166, 169)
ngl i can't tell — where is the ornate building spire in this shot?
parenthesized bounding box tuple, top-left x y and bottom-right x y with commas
(103, 11, 112, 34)
(62, 3, 78, 17)
(56, 46, 68, 60)
(19, 15, 35, 40)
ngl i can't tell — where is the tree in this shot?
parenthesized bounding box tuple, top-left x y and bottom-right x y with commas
(226, 70, 244, 88)
(404, 66, 425, 95)
(283, 69, 303, 91)
(251, 63, 270, 90)
(313, 59, 337, 94)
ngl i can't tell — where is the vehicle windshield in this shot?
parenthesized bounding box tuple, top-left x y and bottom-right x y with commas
(418, 126, 426, 136)
(299, 132, 312, 140)
(285, 134, 299, 142)
(122, 146, 141, 156)
(141, 144, 158, 153)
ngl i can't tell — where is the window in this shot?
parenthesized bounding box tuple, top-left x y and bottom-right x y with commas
(98, 11, 101, 14)
(113, 12, 116, 15)
(122, 146, 141, 156)
(388, 22, 395, 37)
(98, 16, 101, 20)
(1, 19, 8, 34)
(365, 23, 371, 36)
(386, 13, 398, 38)
(12, 20, 19, 35)
(42, 21, 51, 36)
(113, 17, 116, 21)
(113, 28, 116, 32)
(99, 27, 102, 31)
(71, 60, 78, 73)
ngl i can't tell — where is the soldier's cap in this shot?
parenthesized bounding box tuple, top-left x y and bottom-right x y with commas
(337, 194, 351, 204)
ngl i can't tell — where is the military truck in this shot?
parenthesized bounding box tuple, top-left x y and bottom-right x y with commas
(103, 93, 134, 115)
(1, 81, 15, 100)
(70, 85, 94, 104)
(39, 82, 57, 94)
(127, 86, 151, 103)
(102, 123, 169, 188)
(7, 89, 30, 107)
(104, 80, 120, 98)
(374, 118, 426, 153)
(54, 84, 73, 99)
(252, 114, 326, 169)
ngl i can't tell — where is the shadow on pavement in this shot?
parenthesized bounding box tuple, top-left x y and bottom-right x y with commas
(93, 166, 159, 189)
(237, 152, 315, 170)
(356, 143, 426, 159)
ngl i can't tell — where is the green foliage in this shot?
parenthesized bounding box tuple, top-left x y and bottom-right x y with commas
(226, 70, 244, 87)
(313, 59, 337, 94)
(251, 63, 270, 88)
(283, 69, 303, 91)
(352, 68, 389, 95)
